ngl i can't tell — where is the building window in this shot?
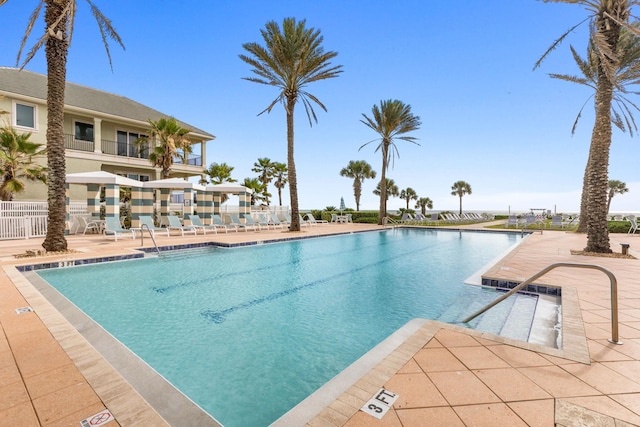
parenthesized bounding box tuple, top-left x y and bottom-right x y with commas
(14, 102, 36, 129)
(116, 130, 148, 158)
(75, 121, 94, 141)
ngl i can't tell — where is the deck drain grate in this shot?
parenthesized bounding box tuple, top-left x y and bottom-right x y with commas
(15, 306, 33, 314)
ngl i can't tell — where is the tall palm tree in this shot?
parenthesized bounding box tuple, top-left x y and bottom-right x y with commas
(607, 179, 629, 213)
(243, 177, 266, 206)
(537, 0, 638, 253)
(0, 126, 47, 201)
(451, 180, 472, 215)
(415, 197, 433, 215)
(8, 0, 124, 251)
(339, 160, 376, 211)
(202, 162, 236, 203)
(139, 117, 192, 179)
(399, 187, 418, 211)
(360, 99, 421, 224)
(272, 162, 288, 206)
(240, 17, 343, 231)
(373, 178, 399, 214)
(252, 157, 274, 205)
(548, 24, 640, 233)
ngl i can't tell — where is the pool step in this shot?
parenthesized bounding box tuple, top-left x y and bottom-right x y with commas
(442, 291, 537, 342)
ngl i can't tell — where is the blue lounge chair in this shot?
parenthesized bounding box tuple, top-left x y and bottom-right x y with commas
(212, 214, 237, 232)
(228, 213, 257, 232)
(104, 217, 136, 241)
(187, 214, 218, 234)
(167, 215, 198, 236)
(135, 215, 170, 237)
(269, 213, 286, 229)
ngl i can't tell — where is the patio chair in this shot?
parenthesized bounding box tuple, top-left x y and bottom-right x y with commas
(166, 215, 198, 236)
(104, 217, 136, 241)
(212, 214, 237, 232)
(331, 213, 339, 223)
(628, 215, 639, 234)
(78, 216, 100, 235)
(244, 214, 263, 231)
(187, 214, 218, 234)
(135, 215, 170, 237)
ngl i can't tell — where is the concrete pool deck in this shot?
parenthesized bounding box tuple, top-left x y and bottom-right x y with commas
(0, 222, 639, 426)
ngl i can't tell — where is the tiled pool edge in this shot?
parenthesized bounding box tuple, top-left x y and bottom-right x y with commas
(19, 268, 222, 427)
(299, 284, 589, 427)
(3, 265, 171, 426)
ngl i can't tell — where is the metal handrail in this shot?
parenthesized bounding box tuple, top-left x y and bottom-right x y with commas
(461, 262, 621, 345)
(139, 224, 160, 255)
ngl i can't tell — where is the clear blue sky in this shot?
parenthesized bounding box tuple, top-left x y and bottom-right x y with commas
(1, 1, 638, 213)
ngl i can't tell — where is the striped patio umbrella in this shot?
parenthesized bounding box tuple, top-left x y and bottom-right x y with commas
(339, 197, 345, 214)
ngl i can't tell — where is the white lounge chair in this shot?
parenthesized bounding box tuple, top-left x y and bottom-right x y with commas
(628, 215, 639, 234)
(255, 213, 272, 229)
(549, 215, 563, 229)
(167, 215, 197, 236)
(104, 217, 136, 241)
(304, 213, 327, 225)
(78, 215, 100, 235)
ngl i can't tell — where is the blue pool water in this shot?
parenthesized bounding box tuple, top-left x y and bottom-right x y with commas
(37, 229, 523, 426)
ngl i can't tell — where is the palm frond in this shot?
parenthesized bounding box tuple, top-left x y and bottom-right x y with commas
(534, 16, 590, 70)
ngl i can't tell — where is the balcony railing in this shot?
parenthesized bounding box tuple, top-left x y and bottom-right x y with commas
(175, 154, 202, 167)
(64, 134, 95, 152)
(101, 139, 150, 159)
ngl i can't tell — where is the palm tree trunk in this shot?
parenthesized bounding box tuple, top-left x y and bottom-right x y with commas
(577, 160, 589, 233)
(286, 98, 300, 231)
(354, 178, 361, 211)
(459, 196, 463, 215)
(42, 1, 69, 252)
(585, 61, 616, 253)
(378, 144, 388, 225)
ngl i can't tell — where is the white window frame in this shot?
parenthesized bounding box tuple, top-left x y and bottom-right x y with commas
(12, 100, 38, 131)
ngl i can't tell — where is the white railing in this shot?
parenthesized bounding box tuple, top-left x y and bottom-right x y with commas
(0, 215, 48, 240)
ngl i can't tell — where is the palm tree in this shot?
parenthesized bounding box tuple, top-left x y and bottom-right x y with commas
(339, 160, 376, 211)
(243, 177, 266, 206)
(415, 197, 433, 215)
(373, 178, 399, 214)
(360, 100, 421, 224)
(240, 17, 343, 231)
(399, 187, 418, 211)
(451, 180, 472, 215)
(202, 162, 236, 203)
(8, 0, 124, 251)
(607, 179, 629, 213)
(272, 162, 288, 206)
(548, 24, 640, 233)
(536, 1, 638, 253)
(138, 117, 192, 179)
(252, 157, 274, 205)
(0, 126, 47, 201)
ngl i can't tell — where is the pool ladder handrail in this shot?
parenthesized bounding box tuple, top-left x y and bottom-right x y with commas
(139, 224, 160, 255)
(383, 216, 401, 227)
(461, 262, 621, 345)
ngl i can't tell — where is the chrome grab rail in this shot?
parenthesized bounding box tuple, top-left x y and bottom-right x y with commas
(461, 262, 621, 345)
(139, 224, 160, 255)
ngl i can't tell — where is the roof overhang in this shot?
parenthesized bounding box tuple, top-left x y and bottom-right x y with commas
(66, 171, 144, 187)
(206, 183, 253, 194)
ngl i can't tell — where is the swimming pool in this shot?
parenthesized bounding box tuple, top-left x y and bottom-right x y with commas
(36, 228, 524, 426)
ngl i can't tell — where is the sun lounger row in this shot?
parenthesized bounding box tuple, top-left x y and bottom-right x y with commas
(107, 212, 331, 239)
